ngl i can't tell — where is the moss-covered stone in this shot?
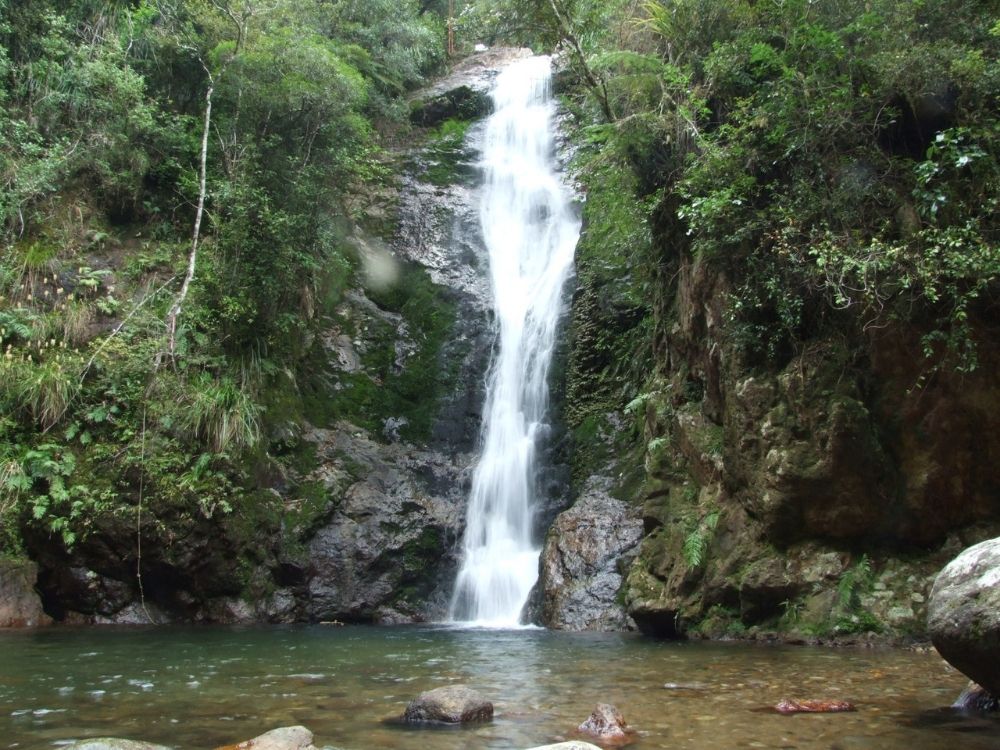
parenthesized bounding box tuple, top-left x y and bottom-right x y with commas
(409, 85, 492, 127)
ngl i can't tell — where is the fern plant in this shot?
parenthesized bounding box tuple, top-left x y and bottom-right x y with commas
(682, 509, 719, 568)
(836, 553, 874, 611)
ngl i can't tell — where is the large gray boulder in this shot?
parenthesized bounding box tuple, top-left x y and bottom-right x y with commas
(539, 479, 643, 630)
(402, 685, 493, 724)
(927, 537, 1000, 696)
(0, 559, 50, 628)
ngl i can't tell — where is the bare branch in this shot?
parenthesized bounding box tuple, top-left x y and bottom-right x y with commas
(547, 0, 616, 122)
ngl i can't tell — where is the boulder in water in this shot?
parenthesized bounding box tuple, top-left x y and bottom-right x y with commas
(214, 726, 317, 750)
(525, 744, 604, 750)
(927, 537, 1000, 696)
(539, 479, 643, 631)
(953, 681, 999, 713)
(402, 685, 494, 724)
(772, 699, 856, 714)
(576, 704, 633, 745)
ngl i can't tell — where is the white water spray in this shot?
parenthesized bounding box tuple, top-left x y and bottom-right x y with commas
(449, 56, 580, 627)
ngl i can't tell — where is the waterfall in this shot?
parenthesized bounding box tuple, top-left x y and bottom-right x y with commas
(449, 56, 580, 627)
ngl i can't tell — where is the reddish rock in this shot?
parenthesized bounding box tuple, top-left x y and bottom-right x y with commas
(214, 726, 316, 750)
(773, 699, 856, 714)
(576, 704, 634, 745)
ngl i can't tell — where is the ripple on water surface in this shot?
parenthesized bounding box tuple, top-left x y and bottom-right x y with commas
(0, 626, 997, 750)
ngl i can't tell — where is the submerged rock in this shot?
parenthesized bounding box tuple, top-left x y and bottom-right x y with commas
(539, 478, 643, 631)
(663, 682, 709, 691)
(927, 537, 1000, 696)
(953, 681, 999, 713)
(0, 559, 50, 628)
(402, 685, 494, 724)
(215, 726, 317, 750)
(65, 741, 171, 750)
(525, 744, 604, 750)
(576, 704, 633, 745)
(772, 699, 856, 714)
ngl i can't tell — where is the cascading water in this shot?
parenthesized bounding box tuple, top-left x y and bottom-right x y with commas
(449, 56, 580, 627)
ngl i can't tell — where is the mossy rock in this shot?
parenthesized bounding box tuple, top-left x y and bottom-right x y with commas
(409, 85, 492, 127)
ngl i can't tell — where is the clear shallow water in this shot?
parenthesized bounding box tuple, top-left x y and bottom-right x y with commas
(0, 626, 996, 750)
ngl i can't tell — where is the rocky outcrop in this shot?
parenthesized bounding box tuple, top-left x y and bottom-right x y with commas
(0, 559, 50, 628)
(402, 685, 494, 724)
(928, 538, 1000, 696)
(558, 135, 1000, 640)
(304, 423, 467, 622)
(539, 478, 643, 630)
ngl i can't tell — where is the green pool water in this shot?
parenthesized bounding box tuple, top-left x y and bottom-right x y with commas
(0, 625, 996, 749)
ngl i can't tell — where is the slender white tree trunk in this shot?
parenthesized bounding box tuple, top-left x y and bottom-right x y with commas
(167, 80, 213, 357)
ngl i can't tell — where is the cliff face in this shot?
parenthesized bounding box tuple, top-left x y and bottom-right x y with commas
(544, 177, 1000, 640)
(16, 53, 533, 626)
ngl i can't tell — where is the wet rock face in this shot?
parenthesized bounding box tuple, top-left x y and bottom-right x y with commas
(539, 478, 643, 630)
(304, 424, 467, 623)
(402, 685, 494, 724)
(415, 47, 533, 103)
(393, 156, 492, 453)
(0, 559, 50, 628)
(928, 538, 1000, 696)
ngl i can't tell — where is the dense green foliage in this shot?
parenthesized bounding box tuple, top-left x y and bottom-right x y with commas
(521, 0, 1000, 372)
(2, 0, 998, 635)
(0, 0, 453, 553)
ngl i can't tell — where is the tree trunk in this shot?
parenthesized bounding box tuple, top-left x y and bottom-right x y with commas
(166, 80, 213, 358)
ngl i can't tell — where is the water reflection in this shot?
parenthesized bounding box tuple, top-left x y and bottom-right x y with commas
(0, 626, 997, 749)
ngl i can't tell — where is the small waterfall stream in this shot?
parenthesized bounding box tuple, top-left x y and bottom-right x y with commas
(449, 56, 580, 626)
